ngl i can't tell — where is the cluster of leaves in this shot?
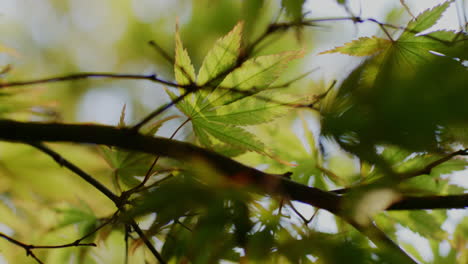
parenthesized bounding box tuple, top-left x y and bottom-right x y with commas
(322, 0, 468, 153)
(167, 22, 301, 160)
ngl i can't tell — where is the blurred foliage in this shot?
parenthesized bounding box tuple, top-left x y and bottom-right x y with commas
(0, 0, 467, 264)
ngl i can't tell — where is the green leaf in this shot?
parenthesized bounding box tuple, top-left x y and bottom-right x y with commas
(211, 143, 247, 157)
(440, 124, 468, 146)
(192, 117, 265, 153)
(389, 211, 448, 241)
(203, 92, 290, 126)
(174, 25, 196, 85)
(321, 3, 468, 155)
(398, 175, 462, 195)
(165, 87, 195, 117)
(198, 22, 243, 85)
(416, 30, 468, 60)
(207, 51, 302, 107)
(168, 23, 301, 159)
(320, 36, 391, 57)
(55, 203, 98, 237)
(243, 0, 265, 37)
(140, 115, 181, 136)
(400, 0, 454, 39)
(100, 146, 154, 187)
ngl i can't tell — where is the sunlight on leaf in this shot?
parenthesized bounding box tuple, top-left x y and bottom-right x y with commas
(400, 0, 454, 39)
(175, 24, 196, 85)
(212, 50, 303, 107)
(192, 118, 265, 153)
(320, 36, 391, 57)
(203, 92, 291, 126)
(198, 22, 243, 85)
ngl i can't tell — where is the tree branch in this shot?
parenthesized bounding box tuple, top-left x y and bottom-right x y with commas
(388, 193, 468, 210)
(2, 119, 467, 213)
(0, 119, 341, 213)
(2, 119, 459, 262)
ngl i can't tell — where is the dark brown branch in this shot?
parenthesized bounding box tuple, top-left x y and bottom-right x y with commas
(0, 119, 341, 214)
(388, 194, 468, 210)
(1, 119, 459, 263)
(3, 120, 468, 213)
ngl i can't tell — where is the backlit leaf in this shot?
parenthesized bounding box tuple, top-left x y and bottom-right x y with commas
(192, 117, 265, 153)
(198, 22, 243, 85)
(400, 0, 454, 39)
(174, 25, 196, 85)
(208, 51, 302, 107)
(203, 92, 290, 125)
(389, 211, 448, 241)
(320, 36, 391, 57)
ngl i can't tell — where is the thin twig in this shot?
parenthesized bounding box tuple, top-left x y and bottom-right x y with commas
(400, 148, 468, 179)
(0, 73, 179, 89)
(288, 201, 310, 226)
(29, 142, 119, 202)
(130, 220, 166, 264)
(148, 40, 175, 65)
(28, 141, 166, 262)
(137, 174, 176, 193)
(131, 91, 191, 131)
(0, 233, 44, 264)
(131, 117, 191, 191)
(175, 219, 193, 232)
(332, 148, 468, 194)
(0, 232, 96, 264)
(368, 18, 394, 42)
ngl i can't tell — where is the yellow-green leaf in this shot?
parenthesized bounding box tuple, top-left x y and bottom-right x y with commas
(207, 51, 302, 107)
(319, 36, 391, 57)
(192, 117, 265, 153)
(175, 25, 196, 85)
(198, 22, 243, 85)
(203, 92, 290, 125)
(400, 0, 454, 39)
